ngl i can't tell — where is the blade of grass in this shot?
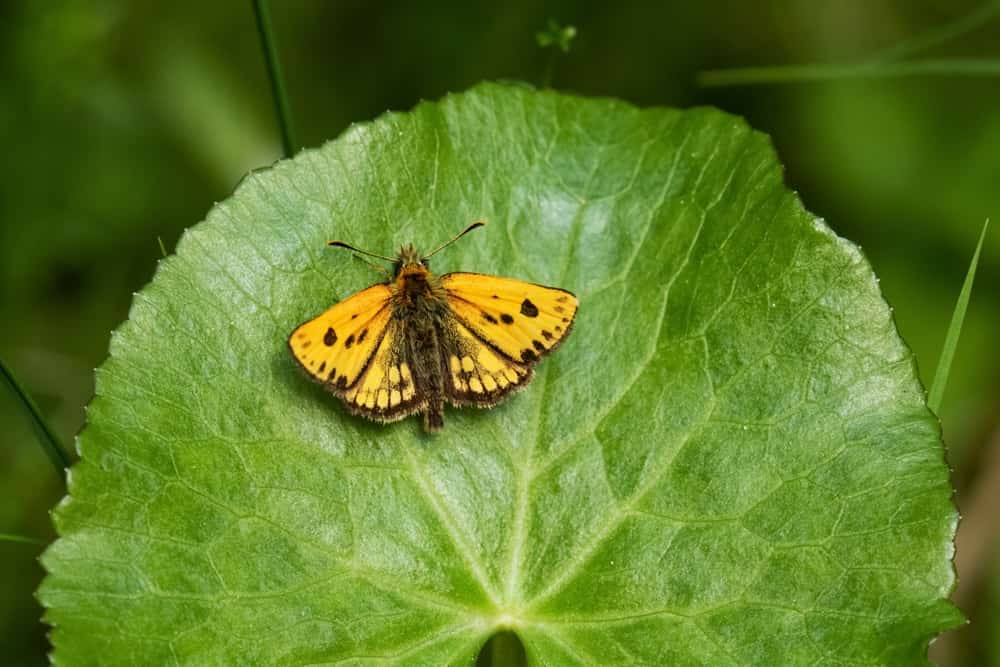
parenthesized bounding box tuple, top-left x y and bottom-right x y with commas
(698, 2, 1000, 87)
(252, 0, 297, 158)
(928, 220, 990, 415)
(698, 59, 1000, 87)
(867, 0, 1000, 64)
(0, 356, 71, 476)
(0, 532, 45, 546)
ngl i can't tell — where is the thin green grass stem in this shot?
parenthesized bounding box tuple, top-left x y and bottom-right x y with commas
(0, 532, 45, 546)
(928, 220, 990, 415)
(868, 0, 1000, 64)
(698, 59, 1000, 87)
(1, 356, 71, 477)
(698, 1, 1000, 87)
(252, 0, 297, 158)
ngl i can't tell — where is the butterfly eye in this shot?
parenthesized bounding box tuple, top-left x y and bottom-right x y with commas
(422, 259, 431, 269)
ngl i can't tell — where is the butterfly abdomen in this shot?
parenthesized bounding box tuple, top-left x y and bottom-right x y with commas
(424, 406, 444, 431)
(400, 312, 449, 432)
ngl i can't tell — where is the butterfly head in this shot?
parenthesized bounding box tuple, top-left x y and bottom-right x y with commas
(327, 221, 487, 282)
(390, 245, 433, 298)
(395, 244, 425, 272)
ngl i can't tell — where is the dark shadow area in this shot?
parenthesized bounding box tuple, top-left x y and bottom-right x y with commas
(476, 630, 528, 667)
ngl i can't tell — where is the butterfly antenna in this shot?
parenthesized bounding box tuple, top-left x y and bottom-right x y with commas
(327, 240, 395, 263)
(423, 221, 487, 259)
(349, 253, 391, 275)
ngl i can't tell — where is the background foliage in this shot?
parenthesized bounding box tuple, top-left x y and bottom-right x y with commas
(2, 1, 998, 664)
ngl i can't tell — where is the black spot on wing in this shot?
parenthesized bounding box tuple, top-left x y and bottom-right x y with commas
(358, 328, 368, 343)
(500, 313, 514, 324)
(532, 339, 544, 351)
(542, 330, 553, 341)
(483, 312, 498, 325)
(318, 361, 326, 373)
(345, 334, 356, 349)
(520, 349, 538, 363)
(520, 299, 539, 317)
(324, 328, 337, 346)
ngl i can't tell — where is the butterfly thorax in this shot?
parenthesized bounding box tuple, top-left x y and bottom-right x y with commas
(390, 250, 448, 314)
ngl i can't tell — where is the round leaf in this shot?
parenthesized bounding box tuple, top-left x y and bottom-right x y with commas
(40, 83, 961, 664)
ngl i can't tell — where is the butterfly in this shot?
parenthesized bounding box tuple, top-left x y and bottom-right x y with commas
(288, 222, 578, 432)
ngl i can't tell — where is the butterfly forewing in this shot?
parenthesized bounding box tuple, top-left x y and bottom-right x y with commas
(441, 272, 578, 364)
(288, 284, 393, 388)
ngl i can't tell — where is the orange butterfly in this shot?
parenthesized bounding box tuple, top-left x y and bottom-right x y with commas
(288, 222, 578, 432)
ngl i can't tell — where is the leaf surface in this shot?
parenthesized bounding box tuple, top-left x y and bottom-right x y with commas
(40, 83, 960, 664)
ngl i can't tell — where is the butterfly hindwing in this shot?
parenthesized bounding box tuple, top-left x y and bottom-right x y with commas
(441, 272, 579, 365)
(339, 320, 427, 422)
(442, 318, 533, 406)
(288, 284, 393, 389)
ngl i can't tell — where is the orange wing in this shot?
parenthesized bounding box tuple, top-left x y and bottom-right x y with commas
(288, 284, 392, 389)
(441, 318, 533, 407)
(441, 272, 578, 364)
(341, 321, 426, 422)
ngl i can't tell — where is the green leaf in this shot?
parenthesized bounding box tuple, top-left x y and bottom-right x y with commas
(39, 83, 961, 664)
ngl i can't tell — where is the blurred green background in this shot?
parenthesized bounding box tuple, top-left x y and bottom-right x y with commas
(2, 1, 997, 664)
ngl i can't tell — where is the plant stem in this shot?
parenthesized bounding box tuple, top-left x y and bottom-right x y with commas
(0, 357, 72, 476)
(252, 0, 297, 158)
(928, 220, 989, 414)
(541, 51, 556, 88)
